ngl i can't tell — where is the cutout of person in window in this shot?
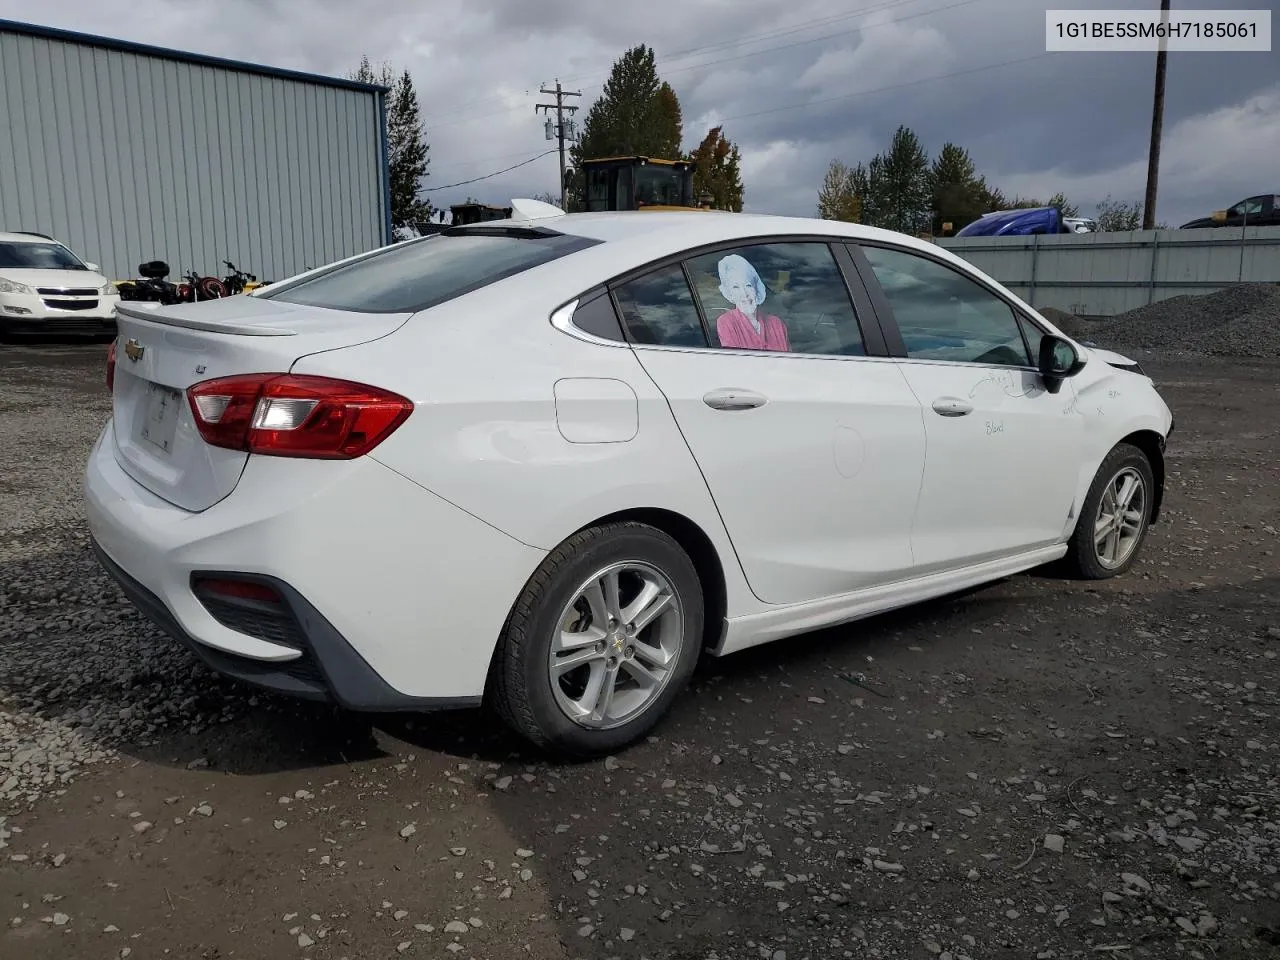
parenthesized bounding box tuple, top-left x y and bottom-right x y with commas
(714, 254, 790, 351)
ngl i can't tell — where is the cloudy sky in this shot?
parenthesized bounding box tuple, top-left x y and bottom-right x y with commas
(3, 0, 1274, 227)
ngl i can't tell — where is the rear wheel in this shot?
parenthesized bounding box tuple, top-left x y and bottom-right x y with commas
(1064, 443, 1155, 579)
(488, 522, 703, 757)
(198, 277, 227, 299)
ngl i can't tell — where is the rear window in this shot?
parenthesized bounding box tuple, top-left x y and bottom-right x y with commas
(259, 227, 600, 314)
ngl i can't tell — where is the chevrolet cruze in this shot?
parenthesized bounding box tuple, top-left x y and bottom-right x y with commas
(84, 201, 1174, 757)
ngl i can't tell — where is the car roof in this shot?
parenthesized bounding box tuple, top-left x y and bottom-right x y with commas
(0, 231, 61, 243)
(543, 210, 945, 258)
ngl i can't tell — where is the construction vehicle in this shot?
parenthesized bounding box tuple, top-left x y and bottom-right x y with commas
(581, 156, 712, 212)
(449, 202, 513, 226)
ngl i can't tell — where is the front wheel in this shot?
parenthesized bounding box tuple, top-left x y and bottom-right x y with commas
(1064, 443, 1155, 579)
(487, 522, 704, 757)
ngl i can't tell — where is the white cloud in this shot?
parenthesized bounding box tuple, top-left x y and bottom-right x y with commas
(797, 9, 954, 90)
(990, 84, 1280, 224)
(0, 0, 1270, 224)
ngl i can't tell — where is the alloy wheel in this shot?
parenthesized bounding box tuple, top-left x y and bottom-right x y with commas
(1093, 466, 1147, 569)
(548, 561, 685, 730)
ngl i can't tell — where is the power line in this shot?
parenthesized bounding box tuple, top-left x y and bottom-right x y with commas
(422, 150, 558, 191)
(427, 51, 1049, 195)
(717, 51, 1053, 123)
(428, 0, 989, 129)
(426, 0, 933, 122)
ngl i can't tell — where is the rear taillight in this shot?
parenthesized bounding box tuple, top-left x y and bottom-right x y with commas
(186, 373, 413, 459)
(106, 340, 116, 394)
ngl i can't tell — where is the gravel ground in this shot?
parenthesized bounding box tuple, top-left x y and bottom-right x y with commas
(1044, 283, 1280, 359)
(1, 341, 1278, 960)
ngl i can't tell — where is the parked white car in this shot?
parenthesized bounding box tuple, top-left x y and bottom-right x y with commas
(84, 202, 1174, 756)
(0, 231, 119, 334)
(1063, 217, 1098, 233)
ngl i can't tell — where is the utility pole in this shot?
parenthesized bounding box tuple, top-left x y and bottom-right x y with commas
(536, 80, 581, 210)
(1142, 0, 1171, 230)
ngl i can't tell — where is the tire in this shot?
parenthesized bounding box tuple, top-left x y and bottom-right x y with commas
(198, 277, 227, 300)
(1064, 442, 1155, 579)
(487, 521, 704, 758)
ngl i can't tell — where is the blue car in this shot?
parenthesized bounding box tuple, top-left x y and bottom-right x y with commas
(954, 206, 1075, 237)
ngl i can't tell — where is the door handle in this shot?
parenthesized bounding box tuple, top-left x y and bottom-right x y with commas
(703, 388, 767, 411)
(931, 397, 973, 417)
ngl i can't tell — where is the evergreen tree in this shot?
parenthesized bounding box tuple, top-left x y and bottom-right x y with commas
(350, 57, 432, 229)
(690, 126, 744, 212)
(869, 125, 933, 234)
(567, 45, 686, 208)
(653, 82, 683, 159)
(930, 142, 987, 233)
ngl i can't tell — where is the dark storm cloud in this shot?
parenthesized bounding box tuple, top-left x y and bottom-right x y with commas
(3, 0, 1273, 225)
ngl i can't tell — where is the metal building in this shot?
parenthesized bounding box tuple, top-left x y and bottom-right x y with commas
(0, 19, 391, 284)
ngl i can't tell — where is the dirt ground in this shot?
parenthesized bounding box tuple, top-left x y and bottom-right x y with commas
(1, 342, 1277, 960)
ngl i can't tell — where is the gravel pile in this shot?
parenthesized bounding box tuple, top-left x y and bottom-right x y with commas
(1049, 283, 1280, 359)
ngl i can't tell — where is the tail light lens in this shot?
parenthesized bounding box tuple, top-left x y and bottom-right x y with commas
(106, 340, 117, 394)
(186, 373, 413, 459)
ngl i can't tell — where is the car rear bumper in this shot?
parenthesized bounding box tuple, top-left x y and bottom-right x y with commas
(83, 420, 547, 709)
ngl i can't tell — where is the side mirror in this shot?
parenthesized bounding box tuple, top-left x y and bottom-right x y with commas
(85, 262, 100, 272)
(1038, 334, 1085, 394)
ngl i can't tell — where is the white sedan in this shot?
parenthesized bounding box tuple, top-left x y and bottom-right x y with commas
(84, 201, 1173, 757)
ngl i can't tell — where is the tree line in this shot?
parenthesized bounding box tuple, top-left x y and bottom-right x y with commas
(818, 126, 1162, 234)
(348, 49, 1159, 235)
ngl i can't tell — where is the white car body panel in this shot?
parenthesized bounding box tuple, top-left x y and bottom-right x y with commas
(81, 209, 1174, 715)
(110, 300, 411, 512)
(85, 420, 546, 700)
(891, 359, 1084, 574)
(627, 345, 925, 605)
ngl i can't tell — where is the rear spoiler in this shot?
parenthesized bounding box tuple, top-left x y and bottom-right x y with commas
(115, 301, 296, 337)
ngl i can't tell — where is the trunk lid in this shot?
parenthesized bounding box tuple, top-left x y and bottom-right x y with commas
(110, 297, 410, 512)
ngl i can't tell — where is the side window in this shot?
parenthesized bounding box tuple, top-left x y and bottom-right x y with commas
(861, 246, 1031, 367)
(570, 291, 625, 342)
(1227, 200, 1247, 217)
(1017, 314, 1046, 363)
(683, 242, 866, 356)
(1244, 196, 1266, 215)
(611, 264, 708, 347)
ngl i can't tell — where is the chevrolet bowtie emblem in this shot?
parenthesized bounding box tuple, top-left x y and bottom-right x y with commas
(124, 339, 145, 362)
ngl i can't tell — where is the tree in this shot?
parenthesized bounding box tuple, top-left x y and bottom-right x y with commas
(530, 191, 561, 206)
(817, 159, 862, 222)
(930, 142, 987, 233)
(654, 82, 683, 159)
(351, 56, 432, 228)
(1094, 195, 1155, 232)
(690, 126, 744, 212)
(567, 45, 686, 208)
(1046, 191, 1078, 218)
(867, 125, 933, 234)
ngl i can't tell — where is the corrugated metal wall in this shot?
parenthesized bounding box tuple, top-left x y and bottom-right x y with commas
(0, 27, 388, 283)
(937, 226, 1280, 317)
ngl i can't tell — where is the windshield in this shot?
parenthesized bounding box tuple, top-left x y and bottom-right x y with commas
(0, 241, 87, 271)
(634, 166, 684, 206)
(258, 229, 600, 314)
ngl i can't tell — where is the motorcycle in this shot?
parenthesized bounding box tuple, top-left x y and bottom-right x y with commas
(176, 270, 227, 302)
(115, 260, 181, 304)
(221, 260, 272, 295)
